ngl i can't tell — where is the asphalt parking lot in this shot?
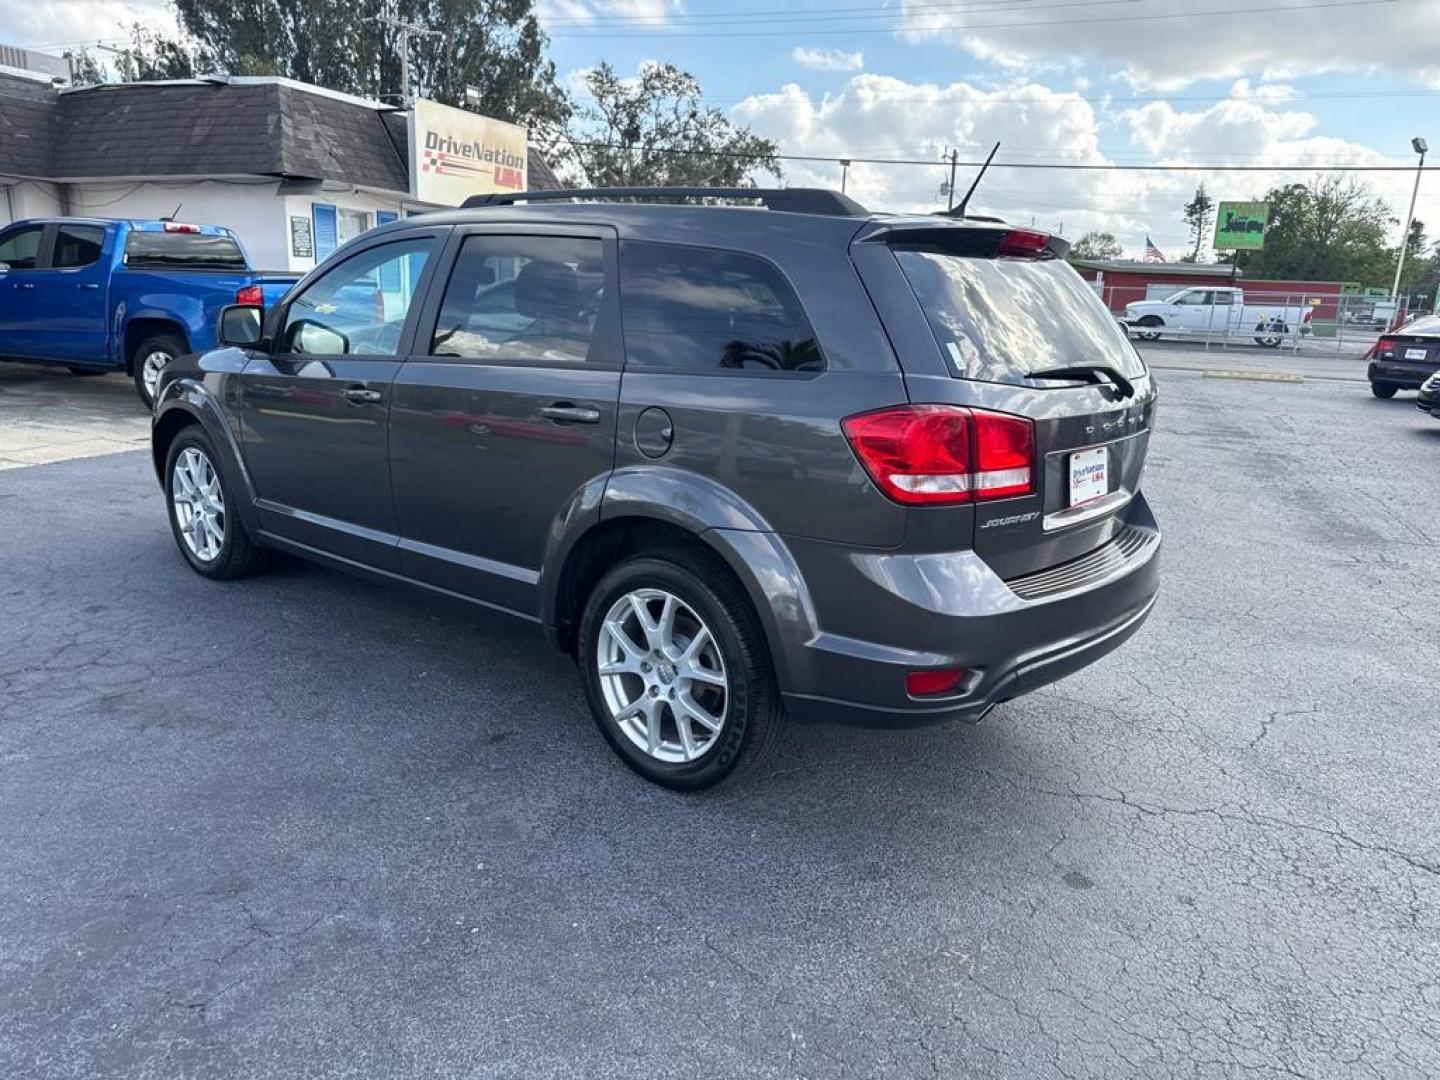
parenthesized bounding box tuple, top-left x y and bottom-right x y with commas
(2, 354, 1438, 1078)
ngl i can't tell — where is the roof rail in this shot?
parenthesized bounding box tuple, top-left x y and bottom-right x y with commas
(460, 186, 868, 217)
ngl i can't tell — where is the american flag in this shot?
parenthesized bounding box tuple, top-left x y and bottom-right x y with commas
(1144, 236, 1167, 262)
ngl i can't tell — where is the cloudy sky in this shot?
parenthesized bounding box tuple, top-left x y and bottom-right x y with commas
(5, 0, 1438, 257)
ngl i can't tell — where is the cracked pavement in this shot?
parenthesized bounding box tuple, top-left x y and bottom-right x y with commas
(1, 362, 1438, 1078)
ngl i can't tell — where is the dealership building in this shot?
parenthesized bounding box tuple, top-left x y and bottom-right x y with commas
(0, 48, 558, 272)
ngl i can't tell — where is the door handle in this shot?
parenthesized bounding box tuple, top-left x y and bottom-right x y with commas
(343, 386, 383, 404)
(541, 403, 602, 425)
(78, 282, 100, 291)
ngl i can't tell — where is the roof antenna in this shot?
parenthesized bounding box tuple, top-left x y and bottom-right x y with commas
(949, 141, 999, 219)
(159, 204, 182, 222)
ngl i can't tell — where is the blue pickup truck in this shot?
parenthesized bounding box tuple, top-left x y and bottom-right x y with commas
(0, 218, 299, 406)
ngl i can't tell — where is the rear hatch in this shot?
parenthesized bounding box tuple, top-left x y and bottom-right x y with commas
(855, 222, 1157, 581)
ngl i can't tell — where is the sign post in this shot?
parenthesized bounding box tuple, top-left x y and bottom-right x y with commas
(409, 98, 528, 208)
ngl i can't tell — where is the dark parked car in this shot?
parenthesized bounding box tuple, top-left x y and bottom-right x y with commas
(150, 187, 1162, 789)
(1369, 314, 1440, 398)
(1417, 371, 1440, 418)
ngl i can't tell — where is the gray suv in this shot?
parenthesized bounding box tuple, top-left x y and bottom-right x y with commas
(151, 187, 1161, 789)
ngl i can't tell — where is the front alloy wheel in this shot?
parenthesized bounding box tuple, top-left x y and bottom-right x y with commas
(171, 446, 226, 562)
(596, 588, 729, 763)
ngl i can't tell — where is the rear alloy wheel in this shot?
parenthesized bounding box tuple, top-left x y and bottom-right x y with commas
(578, 554, 784, 790)
(1371, 382, 1398, 399)
(1253, 323, 1286, 348)
(1136, 316, 1163, 342)
(164, 428, 264, 579)
(132, 333, 185, 409)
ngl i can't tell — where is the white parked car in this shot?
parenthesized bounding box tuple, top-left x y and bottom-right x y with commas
(1123, 287, 1313, 348)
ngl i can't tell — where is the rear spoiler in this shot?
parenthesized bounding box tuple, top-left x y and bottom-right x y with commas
(860, 223, 1071, 260)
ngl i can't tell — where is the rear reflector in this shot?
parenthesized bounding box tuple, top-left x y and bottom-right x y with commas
(842, 404, 1034, 505)
(996, 229, 1052, 258)
(906, 668, 967, 697)
(235, 284, 264, 307)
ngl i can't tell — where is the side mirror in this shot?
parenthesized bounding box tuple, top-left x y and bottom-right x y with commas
(289, 319, 350, 356)
(218, 305, 264, 348)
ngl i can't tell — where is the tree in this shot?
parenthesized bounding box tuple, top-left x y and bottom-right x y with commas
(562, 62, 780, 187)
(1396, 219, 1439, 304)
(1181, 183, 1214, 262)
(1236, 176, 1393, 287)
(67, 24, 212, 85)
(1069, 231, 1124, 261)
(164, 0, 569, 137)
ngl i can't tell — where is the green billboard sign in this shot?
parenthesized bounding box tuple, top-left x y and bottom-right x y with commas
(1214, 201, 1270, 250)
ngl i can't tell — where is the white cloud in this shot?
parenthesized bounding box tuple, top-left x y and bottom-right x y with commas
(0, 0, 177, 50)
(791, 47, 864, 73)
(537, 0, 681, 28)
(897, 0, 1440, 89)
(732, 75, 1423, 257)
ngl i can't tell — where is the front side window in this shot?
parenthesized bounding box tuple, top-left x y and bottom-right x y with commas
(0, 225, 45, 270)
(430, 234, 605, 364)
(619, 241, 824, 373)
(53, 224, 106, 269)
(280, 238, 432, 357)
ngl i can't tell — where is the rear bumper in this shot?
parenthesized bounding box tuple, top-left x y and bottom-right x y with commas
(1369, 361, 1437, 388)
(779, 492, 1162, 728)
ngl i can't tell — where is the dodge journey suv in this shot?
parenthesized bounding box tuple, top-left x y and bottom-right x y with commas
(151, 187, 1161, 789)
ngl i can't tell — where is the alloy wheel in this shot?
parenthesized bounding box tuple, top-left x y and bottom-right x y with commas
(595, 588, 728, 764)
(171, 446, 226, 562)
(141, 350, 171, 401)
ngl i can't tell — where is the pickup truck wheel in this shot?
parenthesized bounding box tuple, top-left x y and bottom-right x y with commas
(578, 553, 784, 791)
(164, 428, 264, 580)
(1371, 382, 1397, 399)
(1253, 323, 1286, 348)
(132, 333, 184, 408)
(1135, 316, 1163, 342)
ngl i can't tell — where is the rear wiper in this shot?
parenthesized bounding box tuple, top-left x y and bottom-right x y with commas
(1026, 364, 1136, 398)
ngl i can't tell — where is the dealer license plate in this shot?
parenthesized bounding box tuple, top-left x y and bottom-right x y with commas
(1069, 447, 1109, 507)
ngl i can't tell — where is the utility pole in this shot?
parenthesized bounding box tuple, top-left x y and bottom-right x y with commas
(1390, 136, 1428, 305)
(839, 159, 851, 194)
(374, 6, 442, 108)
(945, 148, 959, 211)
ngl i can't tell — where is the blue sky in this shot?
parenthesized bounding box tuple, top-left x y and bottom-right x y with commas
(5, 0, 1437, 256)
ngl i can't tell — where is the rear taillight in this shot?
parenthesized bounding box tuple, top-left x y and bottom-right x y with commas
(235, 284, 264, 307)
(841, 404, 1035, 506)
(997, 229, 1052, 258)
(1377, 338, 1396, 356)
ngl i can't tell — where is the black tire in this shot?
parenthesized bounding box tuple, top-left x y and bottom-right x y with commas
(577, 551, 785, 791)
(1253, 322, 1286, 348)
(163, 427, 264, 580)
(1371, 382, 1397, 399)
(131, 332, 185, 408)
(67, 366, 108, 377)
(1136, 316, 1163, 342)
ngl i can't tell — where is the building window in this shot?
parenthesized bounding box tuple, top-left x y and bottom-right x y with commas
(337, 209, 372, 245)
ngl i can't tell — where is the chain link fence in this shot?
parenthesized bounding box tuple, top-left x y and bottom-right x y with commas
(1093, 283, 1416, 357)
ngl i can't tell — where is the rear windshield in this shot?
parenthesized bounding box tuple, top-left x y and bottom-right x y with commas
(893, 248, 1146, 386)
(125, 232, 248, 271)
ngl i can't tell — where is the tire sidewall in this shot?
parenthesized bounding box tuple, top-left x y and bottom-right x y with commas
(133, 334, 184, 408)
(578, 558, 758, 790)
(164, 428, 235, 577)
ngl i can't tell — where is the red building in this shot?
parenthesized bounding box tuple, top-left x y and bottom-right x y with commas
(1072, 259, 1350, 322)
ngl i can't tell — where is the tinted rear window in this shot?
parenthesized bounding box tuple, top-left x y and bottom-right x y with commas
(125, 232, 247, 271)
(894, 249, 1146, 385)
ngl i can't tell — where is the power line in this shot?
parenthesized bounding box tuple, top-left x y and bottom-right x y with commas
(545, 0, 1403, 37)
(542, 0, 1142, 28)
(565, 139, 1431, 172)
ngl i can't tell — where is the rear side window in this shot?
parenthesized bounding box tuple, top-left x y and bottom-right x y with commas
(125, 231, 248, 271)
(894, 248, 1146, 386)
(619, 241, 823, 373)
(430, 234, 605, 364)
(53, 224, 106, 269)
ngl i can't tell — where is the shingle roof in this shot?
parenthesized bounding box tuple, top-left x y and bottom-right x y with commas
(0, 74, 560, 193)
